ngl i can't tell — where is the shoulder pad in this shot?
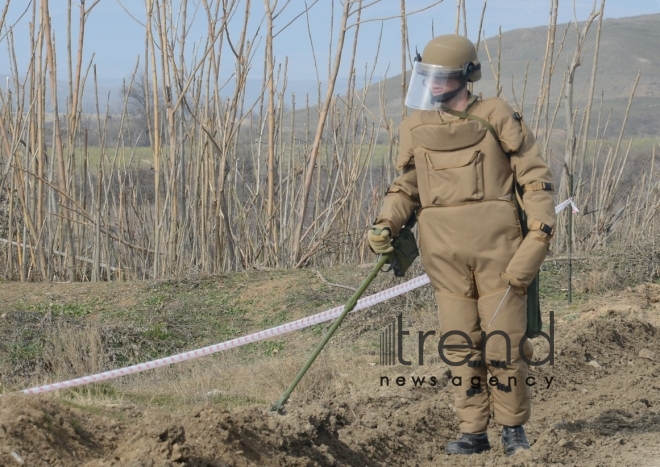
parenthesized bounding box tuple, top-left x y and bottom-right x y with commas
(473, 98, 524, 153)
(397, 114, 418, 170)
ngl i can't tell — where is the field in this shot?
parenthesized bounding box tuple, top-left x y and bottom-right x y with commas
(2, 1, 660, 465)
(1, 257, 660, 466)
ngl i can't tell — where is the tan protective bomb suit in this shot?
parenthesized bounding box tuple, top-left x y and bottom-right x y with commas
(375, 95, 556, 434)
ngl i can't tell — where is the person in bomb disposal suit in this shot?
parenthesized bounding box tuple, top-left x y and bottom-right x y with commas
(368, 34, 556, 456)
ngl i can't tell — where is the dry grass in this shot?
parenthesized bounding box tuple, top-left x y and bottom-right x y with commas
(45, 324, 105, 381)
(41, 328, 390, 412)
(0, 262, 441, 410)
(575, 264, 619, 295)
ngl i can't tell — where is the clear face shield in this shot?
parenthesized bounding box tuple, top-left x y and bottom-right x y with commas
(404, 61, 466, 110)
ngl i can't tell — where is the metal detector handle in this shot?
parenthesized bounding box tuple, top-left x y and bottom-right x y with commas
(269, 253, 391, 415)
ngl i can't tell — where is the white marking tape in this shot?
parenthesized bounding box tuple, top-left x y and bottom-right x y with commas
(555, 197, 579, 214)
(20, 274, 431, 395)
(19, 199, 575, 396)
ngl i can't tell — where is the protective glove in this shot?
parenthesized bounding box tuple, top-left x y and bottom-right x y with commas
(367, 224, 394, 254)
(500, 272, 527, 295)
(502, 230, 551, 295)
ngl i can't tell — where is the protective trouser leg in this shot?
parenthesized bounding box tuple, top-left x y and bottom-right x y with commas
(477, 288, 534, 427)
(436, 292, 489, 434)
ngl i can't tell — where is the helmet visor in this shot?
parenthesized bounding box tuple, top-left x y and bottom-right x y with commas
(404, 61, 464, 110)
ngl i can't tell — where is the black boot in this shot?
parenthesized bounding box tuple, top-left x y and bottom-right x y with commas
(501, 425, 530, 456)
(445, 433, 491, 455)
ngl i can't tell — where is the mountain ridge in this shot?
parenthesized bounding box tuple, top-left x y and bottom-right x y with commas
(365, 13, 660, 136)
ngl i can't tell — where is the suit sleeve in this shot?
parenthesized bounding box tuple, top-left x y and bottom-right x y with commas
(374, 119, 421, 237)
(496, 110, 556, 292)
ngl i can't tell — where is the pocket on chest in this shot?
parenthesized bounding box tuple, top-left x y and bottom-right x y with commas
(424, 148, 484, 205)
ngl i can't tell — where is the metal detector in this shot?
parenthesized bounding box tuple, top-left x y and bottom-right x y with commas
(269, 218, 418, 415)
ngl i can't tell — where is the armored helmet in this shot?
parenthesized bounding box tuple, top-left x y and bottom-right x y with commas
(405, 34, 481, 109)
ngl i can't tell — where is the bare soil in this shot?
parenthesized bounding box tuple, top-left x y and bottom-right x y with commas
(1, 278, 660, 466)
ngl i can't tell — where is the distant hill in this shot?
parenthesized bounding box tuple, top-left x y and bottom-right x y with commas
(361, 13, 660, 138)
(477, 13, 660, 101)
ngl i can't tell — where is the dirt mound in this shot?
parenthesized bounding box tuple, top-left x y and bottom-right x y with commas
(0, 394, 114, 466)
(2, 291, 660, 466)
(0, 390, 454, 466)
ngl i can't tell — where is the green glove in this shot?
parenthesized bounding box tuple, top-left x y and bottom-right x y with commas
(368, 224, 394, 254)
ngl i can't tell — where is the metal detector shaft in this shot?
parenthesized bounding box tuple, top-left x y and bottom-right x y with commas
(269, 254, 391, 414)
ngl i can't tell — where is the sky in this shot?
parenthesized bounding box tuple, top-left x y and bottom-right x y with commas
(0, 0, 659, 86)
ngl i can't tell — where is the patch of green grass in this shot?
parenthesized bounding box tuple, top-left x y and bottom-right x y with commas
(0, 269, 343, 389)
(263, 340, 285, 356)
(11, 300, 93, 317)
(201, 321, 242, 344)
(139, 282, 247, 318)
(51, 303, 92, 317)
(143, 294, 168, 309)
(538, 262, 584, 305)
(242, 339, 286, 359)
(305, 323, 326, 337)
(74, 146, 154, 173)
(221, 303, 247, 317)
(260, 309, 289, 327)
(143, 323, 171, 340)
(9, 341, 44, 364)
